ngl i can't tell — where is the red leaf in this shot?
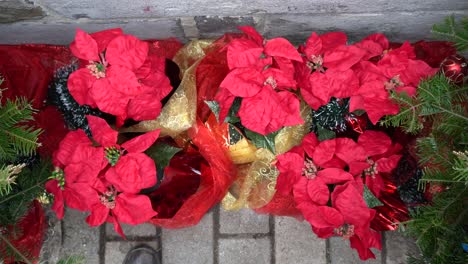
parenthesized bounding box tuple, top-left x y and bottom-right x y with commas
(320, 32, 347, 53)
(276, 152, 304, 195)
(238, 26, 264, 45)
(127, 94, 163, 121)
(264, 38, 302, 62)
(86, 202, 110, 227)
(114, 193, 158, 225)
(220, 67, 263, 97)
(227, 38, 264, 69)
(106, 35, 149, 70)
(317, 168, 353, 184)
(86, 115, 118, 147)
(88, 78, 129, 117)
(358, 131, 392, 156)
(90, 28, 124, 53)
(121, 130, 160, 153)
(107, 153, 157, 193)
(307, 178, 330, 205)
(304, 32, 322, 58)
(312, 140, 337, 167)
(70, 28, 100, 61)
(324, 45, 365, 71)
(67, 68, 96, 106)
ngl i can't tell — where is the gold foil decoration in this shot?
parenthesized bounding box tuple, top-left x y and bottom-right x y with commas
(222, 101, 312, 210)
(122, 40, 214, 137)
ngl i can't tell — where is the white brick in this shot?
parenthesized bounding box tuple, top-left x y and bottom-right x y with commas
(329, 237, 381, 264)
(105, 241, 160, 264)
(385, 231, 421, 264)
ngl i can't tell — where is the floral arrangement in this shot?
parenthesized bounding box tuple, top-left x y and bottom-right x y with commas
(3, 18, 464, 263)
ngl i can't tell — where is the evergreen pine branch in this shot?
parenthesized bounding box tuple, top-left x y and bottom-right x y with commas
(0, 97, 42, 162)
(0, 164, 26, 196)
(431, 15, 468, 51)
(452, 151, 468, 182)
(381, 91, 423, 133)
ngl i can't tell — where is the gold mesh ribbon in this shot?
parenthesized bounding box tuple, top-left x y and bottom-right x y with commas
(222, 101, 312, 210)
(121, 40, 214, 137)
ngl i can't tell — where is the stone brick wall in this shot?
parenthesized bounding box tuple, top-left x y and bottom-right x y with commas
(0, 0, 467, 44)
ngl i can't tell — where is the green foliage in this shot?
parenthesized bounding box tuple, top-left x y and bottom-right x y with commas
(0, 160, 52, 227)
(145, 142, 182, 169)
(0, 97, 42, 162)
(363, 185, 383, 208)
(387, 16, 468, 263)
(0, 163, 25, 196)
(431, 15, 468, 51)
(244, 129, 279, 154)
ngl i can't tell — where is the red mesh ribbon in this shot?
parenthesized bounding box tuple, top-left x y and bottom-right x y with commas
(1, 200, 45, 264)
(149, 119, 236, 228)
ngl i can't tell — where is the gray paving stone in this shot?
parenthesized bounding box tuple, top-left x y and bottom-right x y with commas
(385, 231, 421, 264)
(61, 209, 100, 264)
(162, 212, 214, 264)
(220, 208, 270, 234)
(275, 216, 326, 264)
(329, 236, 381, 264)
(219, 237, 271, 264)
(106, 223, 157, 239)
(105, 241, 160, 264)
(39, 206, 63, 264)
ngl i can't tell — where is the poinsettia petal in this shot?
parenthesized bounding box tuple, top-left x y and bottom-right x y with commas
(45, 180, 64, 219)
(349, 161, 371, 176)
(214, 87, 236, 123)
(90, 28, 124, 53)
(127, 94, 162, 121)
(54, 130, 91, 167)
(140, 72, 173, 100)
(307, 178, 330, 205)
(366, 173, 385, 198)
(320, 32, 348, 53)
(263, 68, 297, 90)
(264, 38, 303, 62)
(107, 215, 126, 239)
(88, 78, 129, 117)
(358, 131, 392, 156)
(121, 130, 160, 153)
(70, 28, 100, 61)
(220, 67, 263, 97)
(349, 235, 377, 261)
(64, 183, 98, 211)
(114, 193, 158, 225)
(332, 182, 372, 227)
(238, 89, 277, 135)
(317, 168, 353, 184)
(297, 203, 344, 229)
(276, 91, 303, 127)
(301, 132, 320, 158)
(106, 35, 149, 70)
(276, 152, 304, 195)
(312, 139, 336, 167)
(227, 39, 264, 70)
(335, 138, 367, 164)
(324, 45, 365, 71)
(86, 202, 110, 227)
(312, 226, 335, 239)
(86, 115, 118, 147)
(107, 65, 142, 96)
(107, 153, 157, 193)
(238, 26, 264, 45)
(67, 68, 96, 106)
(376, 155, 402, 173)
(326, 69, 359, 99)
(304, 32, 322, 58)
(305, 72, 330, 108)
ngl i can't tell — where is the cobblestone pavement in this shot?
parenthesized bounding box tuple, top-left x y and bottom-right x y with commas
(40, 205, 419, 264)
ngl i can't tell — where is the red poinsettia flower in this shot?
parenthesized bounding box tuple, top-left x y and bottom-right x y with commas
(68, 28, 169, 124)
(85, 179, 157, 238)
(354, 33, 390, 61)
(227, 26, 302, 72)
(350, 42, 437, 124)
(217, 66, 303, 135)
(349, 131, 402, 198)
(305, 182, 382, 260)
(297, 32, 365, 110)
(87, 115, 160, 193)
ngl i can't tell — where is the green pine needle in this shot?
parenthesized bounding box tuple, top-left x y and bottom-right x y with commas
(431, 15, 468, 51)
